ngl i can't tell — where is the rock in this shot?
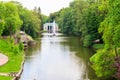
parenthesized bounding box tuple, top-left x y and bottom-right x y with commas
(93, 39, 100, 43)
(19, 31, 34, 47)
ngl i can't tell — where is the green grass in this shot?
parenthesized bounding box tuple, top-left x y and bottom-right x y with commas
(0, 38, 24, 79)
(0, 76, 12, 80)
(93, 43, 104, 49)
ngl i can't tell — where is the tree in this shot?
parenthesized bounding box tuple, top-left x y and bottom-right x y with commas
(33, 6, 42, 30)
(81, 0, 103, 47)
(41, 14, 48, 28)
(20, 9, 41, 38)
(47, 12, 58, 22)
(0, 2, 5, 36)
(2, 2, 22, 36)
(90, 0, 120, 79)
(58, 8, 74, 34)
(41, 14, 48, 23)
(69, 0, 103, 47)
(70, 0, 87, 35)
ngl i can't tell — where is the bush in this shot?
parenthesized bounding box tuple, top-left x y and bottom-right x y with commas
(93, 44, 104, 49)
(83, 35, 92, 47)
(13, 46, 19, 54)
(19, 42, 24, 51)
(90, 49, 116, 77)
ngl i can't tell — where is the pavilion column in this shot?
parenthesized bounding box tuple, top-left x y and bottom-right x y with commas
(48, 26, 49, 31)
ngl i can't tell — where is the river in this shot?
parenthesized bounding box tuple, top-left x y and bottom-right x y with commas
(20, 33, 100, 80)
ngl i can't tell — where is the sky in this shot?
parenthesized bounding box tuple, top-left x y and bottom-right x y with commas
(2, 0, 73, 16)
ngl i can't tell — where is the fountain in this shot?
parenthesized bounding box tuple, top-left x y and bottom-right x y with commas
(52, 20, 56, 36)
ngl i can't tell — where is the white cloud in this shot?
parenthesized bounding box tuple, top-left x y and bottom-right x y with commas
(1, 0, 73, 16)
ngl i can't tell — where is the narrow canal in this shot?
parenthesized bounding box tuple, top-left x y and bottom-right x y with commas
(20, 33, 99, 80)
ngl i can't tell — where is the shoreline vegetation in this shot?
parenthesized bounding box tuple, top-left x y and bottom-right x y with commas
(0, 29, 35, 80)
(92, 44, 104, 50)
(0, 37, 24, 80)
(0, 32, 34, 80)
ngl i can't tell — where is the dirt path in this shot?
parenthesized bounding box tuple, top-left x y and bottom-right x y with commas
(0, 73, 8, 76)
(0, 53, 8, 66)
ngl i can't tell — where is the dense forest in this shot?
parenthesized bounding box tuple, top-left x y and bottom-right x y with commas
(47, 0, 120, 79)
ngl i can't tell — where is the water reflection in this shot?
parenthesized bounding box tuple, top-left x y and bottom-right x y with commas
(20, 33, 99, 80)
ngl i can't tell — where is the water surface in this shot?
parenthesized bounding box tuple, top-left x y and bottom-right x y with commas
(20, 33, 99, 80)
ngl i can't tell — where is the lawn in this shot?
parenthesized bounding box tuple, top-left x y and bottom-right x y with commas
(0, 38, 24, 80)
(0, 76, 12, 80)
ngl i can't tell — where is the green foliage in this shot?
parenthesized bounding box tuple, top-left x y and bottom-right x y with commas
(2, 2, 22, 36)
(93, 44, 104, 49)
(80, 1, 104, 47)
(70, 0, 87, 35)
(83, 35, 92, 47)
(58, 8, 74, 34)
(0, 20, 5, 36)
(0, 37, 23, 54)
(90, 0, 120, 79)
(19, 42, 24, 51)
(20, 9, 41, 38)
(13, 46, 19, 54)
(90, 49, 116, 77)
(99, 0, 120, 49)
(41, 14, 48, 24)
(0, 2, 5, 36)
(47, 12, 58, 22)
(0, 39, 23, 73)
(0, 1, 43, 38)
(0, 76, 12, 80)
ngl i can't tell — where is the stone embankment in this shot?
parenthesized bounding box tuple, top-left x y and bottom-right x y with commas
(19, 31, 34, 48)
(12, 55, 25, 80)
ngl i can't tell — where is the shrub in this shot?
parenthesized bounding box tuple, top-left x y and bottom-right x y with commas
(83, 35, 92, 47)
(19, 42, 24, 51)
(13, 46, 19, 54)
(90, 49, 116, 77)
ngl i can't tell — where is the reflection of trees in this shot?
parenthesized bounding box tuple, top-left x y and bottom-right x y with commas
(60, 36, 103, 80)
(60, 37, 94, 60)
(25, 40, 41, 56)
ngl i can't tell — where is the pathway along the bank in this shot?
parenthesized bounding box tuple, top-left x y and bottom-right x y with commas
(0, 53, 8, 66)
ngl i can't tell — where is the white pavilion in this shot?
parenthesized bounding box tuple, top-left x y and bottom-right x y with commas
(43, 21, 59, 33)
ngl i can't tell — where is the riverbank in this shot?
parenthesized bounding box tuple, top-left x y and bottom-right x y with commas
(92, 43, 104, 50)
(0, 38, 24, 80)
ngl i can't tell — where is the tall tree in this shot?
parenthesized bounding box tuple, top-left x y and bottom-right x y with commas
(57, 8, 74, 34)
(20, 9, 41, 38)
(90, 0, 120, 79)
(0, 2, 5, 36)
(81, 0, 104, 47)
(33, 6, 42, 30)
(2, 2, 22, 36)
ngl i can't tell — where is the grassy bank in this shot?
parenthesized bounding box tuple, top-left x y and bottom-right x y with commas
(92, 43, 104, 50)
(0, 38, 24, 80)
(0, 76, 12, 80)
